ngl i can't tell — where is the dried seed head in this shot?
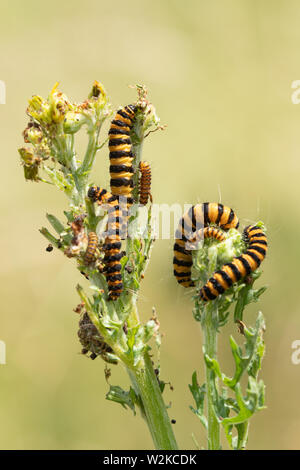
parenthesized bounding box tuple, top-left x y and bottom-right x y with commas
(77, 312, 117, 364)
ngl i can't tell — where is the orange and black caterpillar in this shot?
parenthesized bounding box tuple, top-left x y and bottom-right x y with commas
(174, 227, 226, 287)
(199, 224, 268, 301)
(108, 104, 137, 205)
(88, 186, 126, 300)
(139, 161, 152, 205)
(84, 232, 98, 265)
(173, 203, 239, 288)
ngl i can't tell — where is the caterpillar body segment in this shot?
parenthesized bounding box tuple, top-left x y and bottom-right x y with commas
(108, 104, 137, 205)
(88, 185, 125, 301)
(84, 232, 98, 265)
(199, 225, 268, 301)
(139, 161, 152, 205)
(176, 202, 239, 243)
(102, 237, 123, 301)
(173, 203, 238, 288)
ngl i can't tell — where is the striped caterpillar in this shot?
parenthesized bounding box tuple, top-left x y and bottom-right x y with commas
(88, 186, 126, 301)
(173, 202, 237, 288)
(84, 232, 98, 265)
(173, 202, 267, 301)
(108, 104, 137, 205)
(199, 224, 267, 301)
(139, 161, 152, 205)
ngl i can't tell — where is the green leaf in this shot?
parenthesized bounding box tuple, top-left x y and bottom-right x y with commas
(106, 385, 138, 415)
(204, 354, 222, 380)
(120, 256, 129, 269)
(43, 166, 74, 195)
(189, 372, 208, 429)
(222, 384, 253, 426)
(39, 227, 60, 248)
(234, 284, 267, 323)
(46, 213, 65, 235)
(223, 312, 266, 389)
(64, 210, 74, 223)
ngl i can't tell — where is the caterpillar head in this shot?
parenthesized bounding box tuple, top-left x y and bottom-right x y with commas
(87, 185, 100, 202)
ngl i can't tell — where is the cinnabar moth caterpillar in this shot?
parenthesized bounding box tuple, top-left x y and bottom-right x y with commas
(199, 225, 267, 301)
(84, 232, 98, 265)
(88, 186, 126, 301)
(108, 104, 137, 205)
(139, 161, 152, 205)
(173, 203, 238, 288)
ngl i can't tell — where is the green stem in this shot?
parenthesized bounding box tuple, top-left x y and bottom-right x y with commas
(202, 304, 220, 450)
(127, 352, 178, 450)
(236, 421, 249, 450)
(78, 125, 99, 178)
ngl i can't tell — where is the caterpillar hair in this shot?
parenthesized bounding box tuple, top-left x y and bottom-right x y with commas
(199, 225, 268, 301)
(84, 232, 98, 265)
(88, 186, 126, 300)
(108, 104, 137, 205)
(173, 203, 238, 288)
(139, 161, 152, 205)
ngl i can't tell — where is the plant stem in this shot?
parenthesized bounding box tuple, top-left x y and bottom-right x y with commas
(236, 421, 249, 450)
(202, 304, 220, 450)
(127, 352, 178, 450)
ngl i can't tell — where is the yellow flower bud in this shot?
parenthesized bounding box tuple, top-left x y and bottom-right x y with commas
(49, 82, 72, 123)
(27, 95, 51, 124)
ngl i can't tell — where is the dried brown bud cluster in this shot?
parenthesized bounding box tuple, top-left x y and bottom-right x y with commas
(78, 312, 117, 364)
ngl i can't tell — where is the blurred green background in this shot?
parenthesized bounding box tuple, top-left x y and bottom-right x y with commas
(0, 0, 299, 450)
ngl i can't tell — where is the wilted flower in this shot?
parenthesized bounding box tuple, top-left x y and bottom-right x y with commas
(48, 82, 72, 123)
(27, 95, 51, 125)
(23, 121, 43, 145)
(78, 312, 118, 364)
(18, 146, 41, 181)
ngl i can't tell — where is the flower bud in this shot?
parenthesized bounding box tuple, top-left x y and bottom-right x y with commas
(49, 82, 72, 123)
(27, 95, 51, 125)
(23, 121, 43, 144)
(63, 111, 86, 134)
(85, 80, 111, 118)
(18, 147, 41, 181)
(18, 146, 35, 165)
(88, 80, 105, 99)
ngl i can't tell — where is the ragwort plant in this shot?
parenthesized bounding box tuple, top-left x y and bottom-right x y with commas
(19, 80, 268, 451)
(19, 81, 177, 450)
(188, 223, 267, 449)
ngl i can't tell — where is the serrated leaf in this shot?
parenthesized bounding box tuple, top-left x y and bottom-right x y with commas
(223, 313, 266, 389)
(189, 372, 207, 429)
